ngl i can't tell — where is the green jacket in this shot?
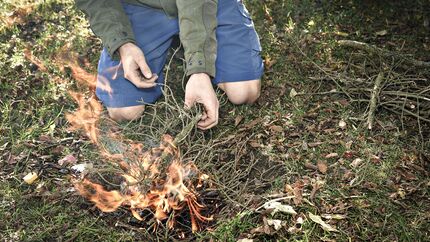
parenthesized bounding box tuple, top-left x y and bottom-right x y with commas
(75, 0, 218, 77)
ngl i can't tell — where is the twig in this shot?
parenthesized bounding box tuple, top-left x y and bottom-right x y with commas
(338, 40, 430, 68)
(367, 72, 384, 130)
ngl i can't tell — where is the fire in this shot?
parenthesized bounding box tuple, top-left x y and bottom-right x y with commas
(66, 90, 212, 232)
(72, 134, 212, 232)
(58, 45, 214, 233)
(22, 40, 215, 233)
(65, 92, 102, 144)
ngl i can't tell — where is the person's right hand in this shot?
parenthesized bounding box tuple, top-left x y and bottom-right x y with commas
(118, 42, 158, 88)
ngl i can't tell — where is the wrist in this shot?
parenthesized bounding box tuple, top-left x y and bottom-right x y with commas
(119, 42, 135, 55)
(190, 73, 210, 80)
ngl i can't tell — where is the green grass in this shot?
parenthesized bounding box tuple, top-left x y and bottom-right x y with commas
(1, 0, 429, 241)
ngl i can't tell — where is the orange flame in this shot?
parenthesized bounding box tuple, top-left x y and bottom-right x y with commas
(73, 135, 212, 232)
(65, 92, 102, 144)
(62, 46, 213, 233)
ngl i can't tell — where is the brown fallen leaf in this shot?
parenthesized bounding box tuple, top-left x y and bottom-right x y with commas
(305, 162, 318, 171)
(293, 186, 303, 205)
(249, 140, 262, 148)
(325, 153, 339, 159)
(350, 158, 363, 168)
(310, 182, 320, 200)
(308, 141, 323, 148)
(244, 118, 263, 129)
(235, 115, 244, 127)
(264, 56, 277, 69)
(370, 155, 381, 164)
(308, 212, 338, 232)
(270, 125, 284, 133)
(317, 161, 328, 174)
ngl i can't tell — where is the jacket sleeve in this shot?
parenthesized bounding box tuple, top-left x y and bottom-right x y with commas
(75, 0, 136, 60)
(176, 0, 218, 77)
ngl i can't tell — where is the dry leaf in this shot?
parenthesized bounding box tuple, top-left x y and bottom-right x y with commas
(263, 201, 297, 216)
(237, 239, 254, 242)
(244, 118, 262, 129)
(289, 88, 298, 98)
(264, 56, 276, 69)
(235, 115, 244, 127)
(304, 162, 318, 171)
(310, 181, 321, 200)
(23, 172, 38, 184)
(370, 155, 381, 164)
(375, 30, 388, 36)
(308, 141, 323, 148)
(317, 161, 328, 174)
(308, 212, 338, 232)
(350, 158, 363, 168)
(58, 154, 77, 166)
(293, 186, 303, 205)
(325, 153, 339, 159)
(334, 31, 349, 37)
(322, 214, 346, 220)
(338, 120, 347, 129)
(266, 219, 283, 230)
(284, 184, 293, 194)
(345, 140, 353, 150)
(249, 140, 261, 148)
(270, 125, 283, 133)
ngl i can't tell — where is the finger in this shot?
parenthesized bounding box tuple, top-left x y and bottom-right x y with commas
(197, 101, 218, 129)
(184, 97, 195, 110)
(201, 112, 208, 121)
(140, 72, 158, 84)
(136, 56, 153, 79)
(198, 119, 218, 130)
(125, 70, 157, 88)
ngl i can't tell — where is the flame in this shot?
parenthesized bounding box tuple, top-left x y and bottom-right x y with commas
(61, 46, 213, 234)
(73, 135, 212, 232)
(65, 92, 102, 144)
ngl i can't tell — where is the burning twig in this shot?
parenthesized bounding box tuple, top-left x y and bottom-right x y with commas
(67, 95, 212, 232)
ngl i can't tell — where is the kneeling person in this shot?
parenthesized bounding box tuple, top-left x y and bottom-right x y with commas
(75, 0, 264, 130)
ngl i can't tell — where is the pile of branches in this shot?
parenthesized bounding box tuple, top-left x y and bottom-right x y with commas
(309, 40, 430, 131)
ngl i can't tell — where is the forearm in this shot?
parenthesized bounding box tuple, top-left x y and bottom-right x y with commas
(176, 0, 218, 77)
(75, 0, 136, 59)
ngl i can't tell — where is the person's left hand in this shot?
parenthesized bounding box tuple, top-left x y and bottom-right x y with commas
(184, 73, 219, 130)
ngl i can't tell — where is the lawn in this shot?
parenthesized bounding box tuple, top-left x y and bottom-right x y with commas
(1, 0, 429, 241)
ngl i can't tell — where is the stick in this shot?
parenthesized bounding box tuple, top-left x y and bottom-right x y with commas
(338, 40, 430, 68)
(367, 72, 384, 130)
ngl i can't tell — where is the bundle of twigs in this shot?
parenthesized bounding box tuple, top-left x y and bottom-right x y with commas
(307, 40, 430, 130)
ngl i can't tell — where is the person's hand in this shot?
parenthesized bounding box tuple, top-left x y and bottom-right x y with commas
(119, 42, 158, 88)
(184, 73, 219, 130)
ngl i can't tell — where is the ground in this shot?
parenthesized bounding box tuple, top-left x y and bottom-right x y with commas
(1, 0, 429, 241)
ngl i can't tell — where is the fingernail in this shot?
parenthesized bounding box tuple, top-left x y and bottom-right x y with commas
(144, 72, 152, 79)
